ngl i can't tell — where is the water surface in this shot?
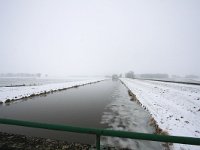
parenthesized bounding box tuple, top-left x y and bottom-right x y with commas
(0, 80, 163, 149)
(0, 80, 115, 144)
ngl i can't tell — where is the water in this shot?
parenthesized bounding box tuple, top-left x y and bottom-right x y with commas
(0, 80, 163, 149)
(0, 80, 115, 144)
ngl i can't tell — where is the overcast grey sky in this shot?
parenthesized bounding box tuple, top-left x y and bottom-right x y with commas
(0, 0, 200, 76)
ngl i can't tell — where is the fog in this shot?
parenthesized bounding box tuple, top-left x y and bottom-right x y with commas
(0, 0, 200, 76)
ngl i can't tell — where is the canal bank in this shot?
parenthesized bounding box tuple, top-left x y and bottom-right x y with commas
(0, 80, 165, 149)
(0, 132, 91, 150)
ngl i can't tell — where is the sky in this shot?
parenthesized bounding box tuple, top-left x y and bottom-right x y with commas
(0, 0, 200, 76)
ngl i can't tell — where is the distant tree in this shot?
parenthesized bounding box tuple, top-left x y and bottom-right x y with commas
(0, 73, 43, 77)
(112, 74, 119, 80)
(36, 73, 41, 77)
(125, 71, 135, 79)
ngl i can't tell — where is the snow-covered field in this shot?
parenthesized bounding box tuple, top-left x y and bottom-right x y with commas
(0, 78, 105, 103)
(120, 78, 200, 150)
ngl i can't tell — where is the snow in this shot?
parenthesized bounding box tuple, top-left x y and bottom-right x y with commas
(0, 78, 105, 103)
(101, 81, 163, 149)
(120, 78, 200, 150)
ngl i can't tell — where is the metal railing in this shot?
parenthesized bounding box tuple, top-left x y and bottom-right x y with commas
(0, 118, 200, 150)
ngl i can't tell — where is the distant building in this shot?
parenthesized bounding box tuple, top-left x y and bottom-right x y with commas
(185, 75, 199, 79)
(139, 73, 169, 79)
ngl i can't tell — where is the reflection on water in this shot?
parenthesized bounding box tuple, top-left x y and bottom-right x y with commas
(0, 80, 115, 144)
(0, 80, 164, 149)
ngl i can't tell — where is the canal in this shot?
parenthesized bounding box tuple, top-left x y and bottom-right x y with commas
(0, 80, 163, 149)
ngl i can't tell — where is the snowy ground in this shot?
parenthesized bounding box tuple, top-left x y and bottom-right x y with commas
(0, 78, 105, 103)
(120, 78, 200, 150)
(101, 81, 163, 150)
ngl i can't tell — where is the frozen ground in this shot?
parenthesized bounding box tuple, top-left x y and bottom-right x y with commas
(0, 78, 105, 103)
(0, 76, 98, 87)
(120, 78, 200, 150)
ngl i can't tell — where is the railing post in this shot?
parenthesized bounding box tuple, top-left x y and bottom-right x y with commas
(96, 134, 100, 150)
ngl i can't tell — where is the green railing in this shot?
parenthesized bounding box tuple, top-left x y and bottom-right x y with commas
(0, 118, 200, 150)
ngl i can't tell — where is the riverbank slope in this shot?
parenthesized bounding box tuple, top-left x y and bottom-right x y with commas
(120, 78, 200, 150)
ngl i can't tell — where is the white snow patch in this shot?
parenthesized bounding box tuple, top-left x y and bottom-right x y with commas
(0, 78, 105, 103)
(120, 78, 200, 150)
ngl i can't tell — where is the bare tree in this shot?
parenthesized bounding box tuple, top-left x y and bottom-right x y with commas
(125, 71, 135, 79)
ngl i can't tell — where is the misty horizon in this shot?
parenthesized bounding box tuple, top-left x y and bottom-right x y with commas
(1, 0, 200, 76)
(0, 72, 199, 79)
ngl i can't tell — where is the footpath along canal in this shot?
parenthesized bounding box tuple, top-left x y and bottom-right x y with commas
(0, 80, 164, 149)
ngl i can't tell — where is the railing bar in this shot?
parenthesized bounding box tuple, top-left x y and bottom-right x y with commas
(0, 118, 200, 146)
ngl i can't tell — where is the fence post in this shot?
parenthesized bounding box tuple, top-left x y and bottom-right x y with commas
(96, 134, 100, 150)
